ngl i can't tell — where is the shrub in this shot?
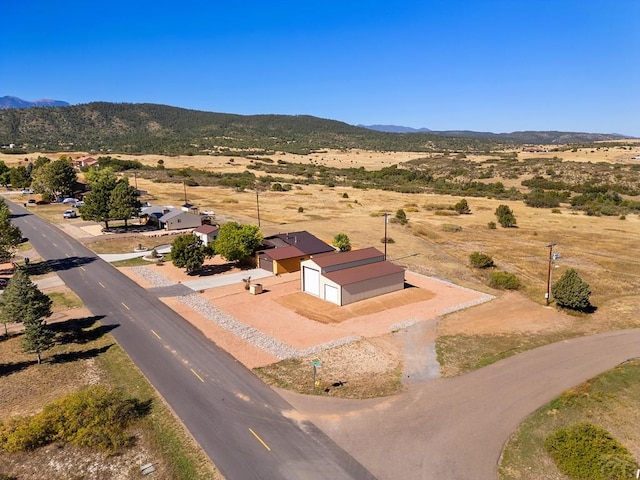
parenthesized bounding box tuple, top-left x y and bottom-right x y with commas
(342, 192, 349, 198)
(469, 252, 494, 269)
(380, 237, 395, 244)
(454, 198, 471, 214)
(487, 221, 497, 229)
(551, 268, 592, 311)
(441, 224, 462, 233)
(544, 423, 638, 480)
(489, 271, 520, 290)
(495, 204, 517, 228)
(332, 233, 351, 252)
(297, 206, 304, 213)
(395, 209, 408, 225)
(0, 386, 147, 453)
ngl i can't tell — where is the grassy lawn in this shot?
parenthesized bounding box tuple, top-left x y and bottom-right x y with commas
(499, 360, 640, 479)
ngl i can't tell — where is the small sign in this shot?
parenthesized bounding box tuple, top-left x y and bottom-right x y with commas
(311, 359, 322, 367)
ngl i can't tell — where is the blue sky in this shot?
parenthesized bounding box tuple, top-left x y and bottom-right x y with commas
(2, 1, 639, 135)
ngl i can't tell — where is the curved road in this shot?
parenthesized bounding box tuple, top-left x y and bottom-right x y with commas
(8, 202, 375, 480)
(282, 325, 640, 479)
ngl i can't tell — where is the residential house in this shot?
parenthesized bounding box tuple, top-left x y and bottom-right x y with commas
(257, 231, 335, 274)
(193, 224, 219, 246)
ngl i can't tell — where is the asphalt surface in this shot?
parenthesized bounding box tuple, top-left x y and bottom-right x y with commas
(8, 202, 375, 480)
(282, 326, 640, 479)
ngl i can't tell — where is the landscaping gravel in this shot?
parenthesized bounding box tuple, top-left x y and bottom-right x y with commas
(130, 266, 360, 360)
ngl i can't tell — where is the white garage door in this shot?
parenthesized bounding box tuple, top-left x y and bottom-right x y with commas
(324, 284, 339, 305)
(303, 267, 320, 296)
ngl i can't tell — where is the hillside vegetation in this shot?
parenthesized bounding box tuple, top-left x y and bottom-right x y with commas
(0, 102, 630, 155)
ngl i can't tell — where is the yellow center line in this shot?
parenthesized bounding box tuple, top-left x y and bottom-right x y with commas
(121, 302, 130, 310)
(98, 282, 105, 288)
(249, 428, 271, 451)
(151, 329, 161, 339)
(190, 368, 205, 383)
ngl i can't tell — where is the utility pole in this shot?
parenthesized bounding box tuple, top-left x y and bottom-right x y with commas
(255, 187, 261, 227)
(183, 180, 187, 204)
(546, 243, 557, 305)
(383, 212, 390, 260)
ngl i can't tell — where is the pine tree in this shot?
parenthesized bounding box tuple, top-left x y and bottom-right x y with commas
(22, 318, 54, 364)
(551, 268, 592, 311)
(109, 178, 140, 231)
(495, 204, 517, 228)
(0, 199, 22, 261)
(0, 269, 52, 336)
(81, 168, 117, 229)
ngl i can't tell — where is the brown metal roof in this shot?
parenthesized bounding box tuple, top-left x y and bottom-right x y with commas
(323, 261, 405, 286)
(261, 245, 305, 261)
(193, 224, 219, 235)
(310, 247, 383, 268)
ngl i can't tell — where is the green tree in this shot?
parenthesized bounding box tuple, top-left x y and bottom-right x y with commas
(0, 199, 22, 262)
(332, 232, 351, 252)
(80, 168, 117, 229)
(0, 270, 54, 362)
(22, 317, 55, 364)
(8, 166, 30, 189)
(454, 198, 471, 214)
(171, 234, 206, 274)
(31, 158, 77, 199)
(109, 178, 140, 231)
(214, 222, 263, 263)
(0, 161, 10, 187)
(551, 268, 592, 311)
(495, 204, 517, 228)
(395, 208, 408, 225)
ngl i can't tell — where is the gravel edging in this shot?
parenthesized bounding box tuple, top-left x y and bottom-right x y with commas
(131, 265, 360, 360)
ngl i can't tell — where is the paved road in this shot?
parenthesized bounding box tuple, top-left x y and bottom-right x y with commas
(282, 328, 640, 479)
(9, 202, 375, 480)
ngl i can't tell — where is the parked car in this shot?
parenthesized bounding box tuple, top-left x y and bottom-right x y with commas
(21, 189, 34, 194)
(27, 199, 36, 204)
(63, 210, 77, 219)
(35, 200, 49, 205)
(0, 278, 8, 289)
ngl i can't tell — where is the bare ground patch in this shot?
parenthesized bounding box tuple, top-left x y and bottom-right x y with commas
(274, 286, 436, 324)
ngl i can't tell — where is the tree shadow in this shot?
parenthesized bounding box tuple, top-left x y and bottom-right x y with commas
(9, 212, 30, 219)
(0, 331, 21, 343)
(196, 263, 235, 277)
(0, 359, 37, 377)
(49, 344, 114, 364)
(23, 256, 96, 275)
(49, 316, 120, 345)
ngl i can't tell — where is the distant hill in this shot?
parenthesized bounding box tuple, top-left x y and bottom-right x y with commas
(359, 124, 433, 134)
(0, 101, 633, 155)
(0, 96, 70, 109)
(360, 124, 630, 143)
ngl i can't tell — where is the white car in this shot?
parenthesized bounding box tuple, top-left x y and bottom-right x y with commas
(63, 210, 77, 219)
(21, 189, 34, 194)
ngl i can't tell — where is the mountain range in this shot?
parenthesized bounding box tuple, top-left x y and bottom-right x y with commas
(0, 98, 633, 155)
(0, 96, 70, 109)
